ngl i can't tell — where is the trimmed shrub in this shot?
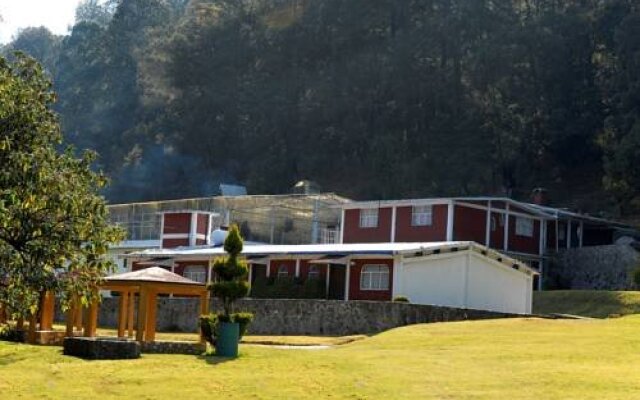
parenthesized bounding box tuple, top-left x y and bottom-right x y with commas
(392, 296, 410, 303)
(0, 323, 24, 342)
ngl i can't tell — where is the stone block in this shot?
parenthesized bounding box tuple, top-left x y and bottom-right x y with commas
(63, 337, 140, 360)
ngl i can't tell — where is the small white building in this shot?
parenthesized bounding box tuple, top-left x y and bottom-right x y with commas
(125, 241, 536, 314)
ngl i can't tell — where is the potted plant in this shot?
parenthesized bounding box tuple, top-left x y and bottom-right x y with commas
(208, 224, 252, 357)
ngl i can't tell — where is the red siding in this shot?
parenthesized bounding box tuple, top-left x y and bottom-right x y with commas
(508, 218, 540, 254)
(342, 208, 392, 243)
(163, 213, 191, 234)
(196, 214, 209, 235)
(299, 261, 327, 281)
(269, 259, 296, 278)
(489, 211, 504, 249)
(348, 259, 393, 301)
(395, 205, 448, 242)
(453, 205, 486, 244)
(546, 220, 557, 249)
(162, 238, 189, 248)
(196, 239, 207, 246)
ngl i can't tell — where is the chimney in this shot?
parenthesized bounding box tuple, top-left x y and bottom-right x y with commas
(531, 188, 549, 205)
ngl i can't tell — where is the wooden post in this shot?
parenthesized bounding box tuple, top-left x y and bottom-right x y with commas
(117, 291, 129, 338)
(84, 300, 98, 338)
(0, 303, 6, 324)
(16, 317, 24, 330)
(145, 290, 158, 342)
(127, 291, 135, 338)
(65, 304, 75, 337)
(39, 291, 55, 331)
(27, 312, 37, 344)
(136, 287, 148, 342)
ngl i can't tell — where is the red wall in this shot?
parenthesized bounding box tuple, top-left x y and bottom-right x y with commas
(342, 208, 392, 243)
(489, 211, 504, 249)
(175, 260, 209, 280)
(163, 213, 191, 234)
(395, 205, 448, 242)
(508, 218, 540, 254)
(348, 259, 393, 301)
(196, 214, 209, 235)
(453, 205, 486, 243)
(299, 261, 327, 281)
(162, 238, 189, 248)
(269, 259, 296, 278)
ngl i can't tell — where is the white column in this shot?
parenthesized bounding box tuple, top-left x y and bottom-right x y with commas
(266, 259, 271, 278)
(579, 221, 584, 248)
(159, 213, 165, 247)
(206, 214, 213, 245)
(567, 220, 572, 249)
(207, 258, 213, 284)
(463, 252, 470, 308)
(295, 259, 300, 278)
(247, 263, 253, 289)
(485, 201, 492, 247)
(446, 200, 455, 241)
(555, 220, 559, 251)
(538, 219, 545, 256)
(189, 213, 198, 247)
(325, 264, 331, 298)
(339, 209, 345, 243)
(391, 255, 403, 298)
(503, 204, 510, 252)
(344, 260, 351, 301)
(390, 206, 397, 243)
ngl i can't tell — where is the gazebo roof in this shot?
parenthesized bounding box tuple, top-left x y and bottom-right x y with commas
(104, 266, 204, 287)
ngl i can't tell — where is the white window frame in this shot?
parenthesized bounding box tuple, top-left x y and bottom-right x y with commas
(359, 264, 390, 291)
(183, 265, 207, 283)
(515, 217, 534, 238)
(359, 209, 379, 228)
(277, 264, 289, 279)
(307, 265, 320, 280)
(411, 205, 433, 226)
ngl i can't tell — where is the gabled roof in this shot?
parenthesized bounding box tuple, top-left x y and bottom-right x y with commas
(105, 266, 204, 286)
(123, 242, 538, 276)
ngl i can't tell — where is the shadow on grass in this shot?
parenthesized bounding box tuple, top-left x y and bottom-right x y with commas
(197, 354, 236, 365)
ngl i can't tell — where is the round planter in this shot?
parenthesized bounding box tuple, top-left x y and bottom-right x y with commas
(215, 321, 240, 357)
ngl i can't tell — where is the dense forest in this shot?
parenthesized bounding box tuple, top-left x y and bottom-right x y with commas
(3, 0, 640, 219)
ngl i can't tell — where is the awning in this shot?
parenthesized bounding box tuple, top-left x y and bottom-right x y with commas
(308, 255, 349, 265)
(133, 257, 174, 267)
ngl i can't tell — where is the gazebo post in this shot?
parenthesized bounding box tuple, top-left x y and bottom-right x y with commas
(136, 287, 148, 342)
(127, 291, 135, 338)
(84, 299, 98, 338)
(145, 289, 158, 342)
(39, 291, 55, 331)
(27, 312, 37, 343)
(117, 290, 129, 338)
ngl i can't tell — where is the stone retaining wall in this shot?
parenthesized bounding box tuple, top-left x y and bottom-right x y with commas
(548, 244, 640, 290)
(57, 298, 517, 336)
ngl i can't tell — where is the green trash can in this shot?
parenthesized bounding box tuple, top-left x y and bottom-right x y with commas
(215, 322, 240, 357)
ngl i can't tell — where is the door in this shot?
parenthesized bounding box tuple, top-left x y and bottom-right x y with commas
(328, 264, 346, 300)
(251, 264, 267, 284)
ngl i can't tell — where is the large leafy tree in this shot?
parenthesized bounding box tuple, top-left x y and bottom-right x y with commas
(0, 54, 124, 318)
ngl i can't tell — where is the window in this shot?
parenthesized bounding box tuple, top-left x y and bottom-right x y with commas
(515, 217, 534, 237)
(183, 265, 206, 283)
(411, 205, 433, 226)
(277, 265, 289, 279)
(359, 209, 379, 228)
(491, 216, 497, 231)
(308, 265, 320, 280)
(360, 264, 390, 291)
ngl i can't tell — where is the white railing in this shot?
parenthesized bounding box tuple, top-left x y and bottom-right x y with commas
(319, 228, 340, 244)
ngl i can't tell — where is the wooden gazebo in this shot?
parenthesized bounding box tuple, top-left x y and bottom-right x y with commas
(82, 267, 209, 344)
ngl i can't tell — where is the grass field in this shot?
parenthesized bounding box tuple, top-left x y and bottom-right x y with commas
(3, 316, 640, 399)
(533, 290, 640, 318)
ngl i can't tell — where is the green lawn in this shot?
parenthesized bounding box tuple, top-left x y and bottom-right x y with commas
(3, 316, 640, 399)
(534, 290, 640, 318)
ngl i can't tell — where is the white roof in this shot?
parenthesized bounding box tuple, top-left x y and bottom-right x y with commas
(123, 241, 537, 275)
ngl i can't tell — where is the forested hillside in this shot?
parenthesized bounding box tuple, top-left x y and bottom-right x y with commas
(4, 0, 640, 219)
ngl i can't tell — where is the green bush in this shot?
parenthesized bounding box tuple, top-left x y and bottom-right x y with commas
(199, 311, 254, 344)
(0, 323, 23, 342)
(250, 276, 326, 299)
(392, 296, 410, 303)
(232, 312, 254, 338)
(631, 267, 640, 288)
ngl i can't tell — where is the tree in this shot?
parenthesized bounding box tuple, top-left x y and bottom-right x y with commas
(210, 224, 249, 318)
(0, 54, 124, 319)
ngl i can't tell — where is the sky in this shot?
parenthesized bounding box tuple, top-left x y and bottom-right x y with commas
(0, 0, 83, 44)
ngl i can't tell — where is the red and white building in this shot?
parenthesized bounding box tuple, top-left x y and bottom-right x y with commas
(124, 210, 537, 314)
(336, 196, 635, 288)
